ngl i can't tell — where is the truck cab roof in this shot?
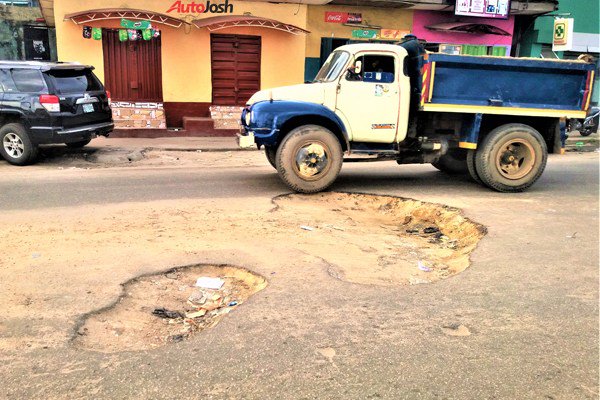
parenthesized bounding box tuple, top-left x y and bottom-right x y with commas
(0, 61, 94, 71)
(334, 43, 409, 57)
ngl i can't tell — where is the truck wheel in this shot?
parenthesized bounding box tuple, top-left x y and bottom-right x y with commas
(276, 125, 343, 193)
(66, 139, 92, 148)
(466, 149, 483, 185)
(475, 124, 547, 192)
(431, 148, 468, 174)
(0, 123, 39, 166)
(265, 146, 277, 169)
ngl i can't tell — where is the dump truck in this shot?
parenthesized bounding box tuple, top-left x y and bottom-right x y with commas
(238, 36, 596, 193)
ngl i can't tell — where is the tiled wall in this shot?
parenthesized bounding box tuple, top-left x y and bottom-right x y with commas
(111, 102, 167, 129)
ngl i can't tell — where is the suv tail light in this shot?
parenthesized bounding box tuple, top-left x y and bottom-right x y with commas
(40, 94, 60, 113)
(106, 90, 111, 106)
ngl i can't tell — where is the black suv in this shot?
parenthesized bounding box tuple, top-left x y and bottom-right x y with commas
(0, 61, 113, 165)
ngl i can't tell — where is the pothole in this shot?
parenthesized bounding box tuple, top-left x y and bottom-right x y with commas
(272, 192, 486, 286)
(72, 265, 267, 353)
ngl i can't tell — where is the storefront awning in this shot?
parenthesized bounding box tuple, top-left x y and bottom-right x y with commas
(426, 22, 511, 36)
(193, 16, 309, 35)
(64, 8, 191, 28)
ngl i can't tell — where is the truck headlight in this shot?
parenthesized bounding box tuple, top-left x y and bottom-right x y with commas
(245, 110, 252, 126)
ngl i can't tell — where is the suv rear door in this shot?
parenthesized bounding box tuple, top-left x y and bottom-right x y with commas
(43, 67, 111, 130)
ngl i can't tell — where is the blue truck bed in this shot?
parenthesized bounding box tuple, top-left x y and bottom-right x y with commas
(421, 53, 596, 119)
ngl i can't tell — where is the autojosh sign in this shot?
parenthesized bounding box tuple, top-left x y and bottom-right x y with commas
(166, 0, 234, 13)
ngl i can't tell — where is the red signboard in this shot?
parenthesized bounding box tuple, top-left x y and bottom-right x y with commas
(325, 12, 362, 23)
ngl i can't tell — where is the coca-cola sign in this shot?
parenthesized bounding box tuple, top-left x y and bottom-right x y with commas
(325, 12, 362, 23)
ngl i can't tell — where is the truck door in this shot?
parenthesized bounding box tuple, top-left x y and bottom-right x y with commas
(335, 53, 400, 143)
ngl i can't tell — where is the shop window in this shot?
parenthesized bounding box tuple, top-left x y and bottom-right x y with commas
(458, 45, 507, 56)
(346, 55, 395, 83)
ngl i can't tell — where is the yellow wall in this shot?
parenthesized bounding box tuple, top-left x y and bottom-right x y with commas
(305, 5, 414, 58)
(54, 0, 307, 103)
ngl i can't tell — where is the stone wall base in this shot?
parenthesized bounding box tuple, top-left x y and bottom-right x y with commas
(111, 101, 167, 129)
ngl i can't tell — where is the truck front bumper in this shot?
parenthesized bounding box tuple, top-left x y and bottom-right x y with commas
(237, 131, 255, 148)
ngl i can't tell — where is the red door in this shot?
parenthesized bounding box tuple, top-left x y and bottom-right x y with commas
(102, 30, 163, 102)
(211, 34, 261, 105)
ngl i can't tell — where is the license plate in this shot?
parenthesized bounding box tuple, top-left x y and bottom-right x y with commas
(82, 103, 94, 113)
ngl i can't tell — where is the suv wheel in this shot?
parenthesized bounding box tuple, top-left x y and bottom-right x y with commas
(0, 123, 39, 166)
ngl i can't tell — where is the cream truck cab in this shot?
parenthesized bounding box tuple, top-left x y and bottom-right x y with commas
(239, 36, 596, 193)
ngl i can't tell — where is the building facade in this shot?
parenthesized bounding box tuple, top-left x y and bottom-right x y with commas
(53, 0, 309, 133)
(518, 0, 599, 105)
(0, 1, 56, 62)
(48, 0, 559, 135)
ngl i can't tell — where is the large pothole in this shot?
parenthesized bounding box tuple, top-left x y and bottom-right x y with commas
(73, 265, 267, 353)
(272, 193, 486, 286)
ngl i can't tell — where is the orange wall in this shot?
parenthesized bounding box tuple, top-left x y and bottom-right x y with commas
(54, 0, 307, 103)
(305, 5, 414, 58)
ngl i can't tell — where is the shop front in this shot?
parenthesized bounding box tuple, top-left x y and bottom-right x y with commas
(54, 0, 308, 135)
(303, 5, 413, 82)
(412, 10, 515, 56)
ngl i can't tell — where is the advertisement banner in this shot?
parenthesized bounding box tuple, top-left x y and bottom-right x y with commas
(325, 12, 362, 23)
(455, 0, 511, 19)
(121, 18, 152, 30)
(380, 29, 410, 40)
(552, 18, 574, 51)
(352, 29, 378, 39)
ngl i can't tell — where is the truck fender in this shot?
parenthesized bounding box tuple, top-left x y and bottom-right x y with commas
(251, 100, 349, 150)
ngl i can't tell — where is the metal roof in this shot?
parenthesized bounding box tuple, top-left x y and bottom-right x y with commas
(192, 15, 309, 35)
(63, 8, 191, 28)
(425, 22, 512, 36)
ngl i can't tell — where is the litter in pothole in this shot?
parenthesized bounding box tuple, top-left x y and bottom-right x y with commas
(73, 265, 267, 353)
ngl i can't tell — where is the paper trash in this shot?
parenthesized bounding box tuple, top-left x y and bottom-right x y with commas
(195, 277, 224, 290)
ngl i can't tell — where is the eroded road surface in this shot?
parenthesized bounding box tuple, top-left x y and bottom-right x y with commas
(0, 149, 598, 399)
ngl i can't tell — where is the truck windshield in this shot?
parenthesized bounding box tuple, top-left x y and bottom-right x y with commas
(314, 51, 350, 82)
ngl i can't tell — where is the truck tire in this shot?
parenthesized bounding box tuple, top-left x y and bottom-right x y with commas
(475, 124, 547, 192)
(0, 123, 39, 166)
(265, 146, 277, 169)
(466, 149, 483, 185)
(66, 139, 92, 148)
(275, 125, 343, 193)
(431, 148, 468, 174)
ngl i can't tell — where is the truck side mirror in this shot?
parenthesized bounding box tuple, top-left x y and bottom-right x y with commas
(354, 60, 362, 74)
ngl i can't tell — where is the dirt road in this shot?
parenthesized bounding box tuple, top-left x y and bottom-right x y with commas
(0, 151, 597, 399)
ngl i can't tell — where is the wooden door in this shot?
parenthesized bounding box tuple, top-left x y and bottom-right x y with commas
(102, 30, 163, 102)
(211, 34, 261, 105)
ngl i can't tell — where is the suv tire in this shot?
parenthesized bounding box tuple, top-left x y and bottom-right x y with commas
(0, 123, 39, 166)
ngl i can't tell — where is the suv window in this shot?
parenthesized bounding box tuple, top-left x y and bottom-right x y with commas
(10, 69, 46, 92)
(46, 69, 102, 94)
(0, 70, 7, 92)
